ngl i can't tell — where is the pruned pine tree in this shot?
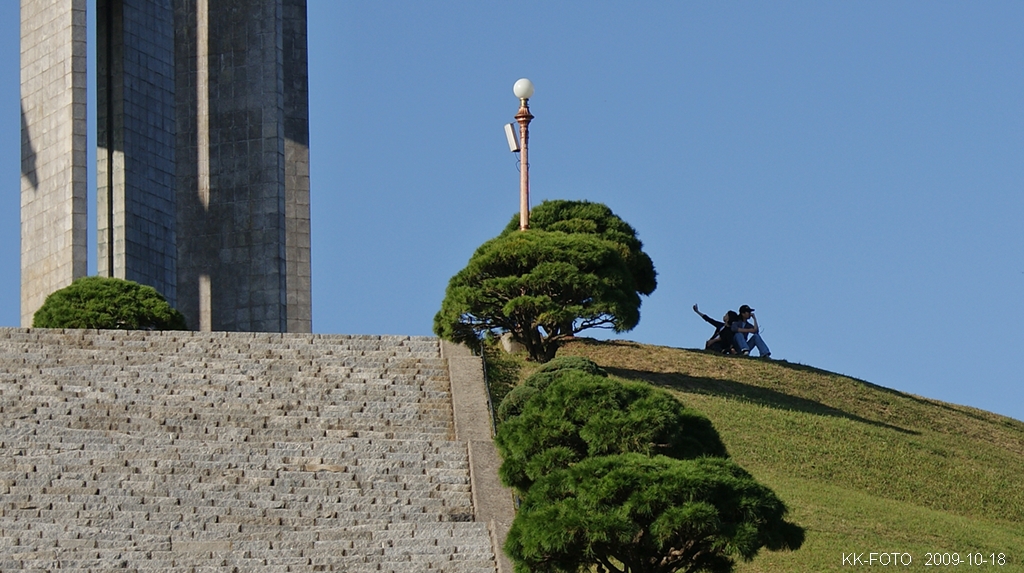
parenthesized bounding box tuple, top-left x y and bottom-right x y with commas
(505, 454, 805, 573)
(33, 276, 187, 331)
(434, 230, 640, 362)
(502, 199, 657, 297)
(495, 371, 728, 494)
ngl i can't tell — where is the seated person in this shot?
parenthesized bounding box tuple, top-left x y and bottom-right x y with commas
(732, 304, 771, 358)
(692, 304, 739, 354)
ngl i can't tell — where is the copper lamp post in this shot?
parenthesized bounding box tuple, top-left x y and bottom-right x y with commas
(513, 78, 535, 230)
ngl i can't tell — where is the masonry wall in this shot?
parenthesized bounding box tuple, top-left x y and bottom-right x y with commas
(96, 0, 178, 305)
(175, 0, 312, 333)
(0, 330, 508, 572)
(19, 0, 89, 327)
(283, 0, 312, 334)
(20, 0, 312, 333)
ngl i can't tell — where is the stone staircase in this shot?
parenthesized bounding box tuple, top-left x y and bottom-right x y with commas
(0, 328, 505, 572)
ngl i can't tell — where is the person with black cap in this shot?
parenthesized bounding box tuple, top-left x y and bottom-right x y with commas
(732, 305, 771, 358)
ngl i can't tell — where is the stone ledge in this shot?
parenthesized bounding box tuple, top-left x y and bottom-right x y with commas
(442, 341, 514, 573)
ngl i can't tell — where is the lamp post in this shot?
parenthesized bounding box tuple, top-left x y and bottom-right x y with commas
(513, 78, 534, 230)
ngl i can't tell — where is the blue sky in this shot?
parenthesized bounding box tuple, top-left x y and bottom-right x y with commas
(2, 2, 1022, 422)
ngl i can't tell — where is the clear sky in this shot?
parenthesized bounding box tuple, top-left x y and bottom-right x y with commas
(2, 2, 1022, 422)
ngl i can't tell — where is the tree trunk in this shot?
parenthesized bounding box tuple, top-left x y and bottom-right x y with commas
(522, 326, 558, 362)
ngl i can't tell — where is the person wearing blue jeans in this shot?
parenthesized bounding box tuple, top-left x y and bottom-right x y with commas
(732, 305, 771, 358)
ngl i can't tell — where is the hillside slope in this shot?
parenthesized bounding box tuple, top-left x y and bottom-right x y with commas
(515, 339, 1024, 572)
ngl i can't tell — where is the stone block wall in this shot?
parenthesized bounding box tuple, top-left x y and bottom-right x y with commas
(96, 0, 178, 305)
(175, 0, 312, 333)
(0, 329, 507, 572)
(21, 0, 312, 333)
(284, 0, 312, 334)
(19, 0, 89, 327)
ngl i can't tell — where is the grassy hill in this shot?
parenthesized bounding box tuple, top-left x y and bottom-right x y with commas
(485, 338, 1024, 572)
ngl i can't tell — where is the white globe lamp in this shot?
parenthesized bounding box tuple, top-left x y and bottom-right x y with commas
(513, 78, 534, 101)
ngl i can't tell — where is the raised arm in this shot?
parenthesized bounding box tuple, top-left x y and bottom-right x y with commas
(693, 304, 723, 328)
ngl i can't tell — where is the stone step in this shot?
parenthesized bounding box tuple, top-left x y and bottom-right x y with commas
(0, 330, 441, 356)
(0, 328, 499, 572)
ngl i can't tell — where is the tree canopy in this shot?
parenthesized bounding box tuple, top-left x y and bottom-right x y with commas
(496, 369, 727, 494)
(33, 276, 187, 330)
(495, 356, 609, 423)
(502, 199, 657, 297)
(505, 454, 805, 573)
(434, 228, 641, 361)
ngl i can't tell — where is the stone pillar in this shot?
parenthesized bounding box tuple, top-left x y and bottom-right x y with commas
(283, 0, 312, 333)
(20, 0, 89, 327)
(175, 0, 311, 332)
(96, 0, 177, 305)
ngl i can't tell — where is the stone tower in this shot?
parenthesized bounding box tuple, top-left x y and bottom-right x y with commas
(20, 0, 89, 329)
(96, 0, 177, 309)
(20, 0, 311, 332)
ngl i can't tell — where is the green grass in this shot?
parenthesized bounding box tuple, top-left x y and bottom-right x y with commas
(487, 338, 1024, 572)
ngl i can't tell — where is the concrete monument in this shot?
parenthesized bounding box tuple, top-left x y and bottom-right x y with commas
(20, 0, 312, 332)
